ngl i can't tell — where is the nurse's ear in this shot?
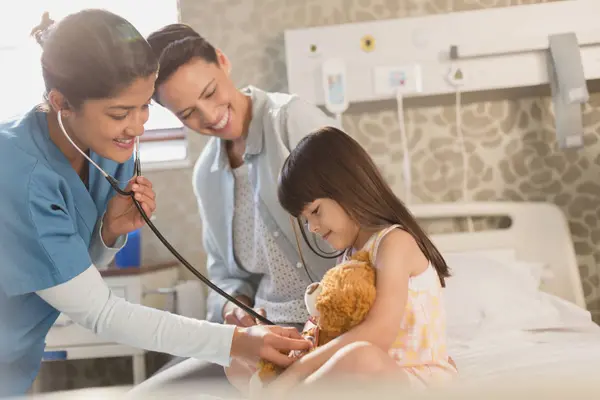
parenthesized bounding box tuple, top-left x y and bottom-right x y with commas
(47, 89, 72, 117)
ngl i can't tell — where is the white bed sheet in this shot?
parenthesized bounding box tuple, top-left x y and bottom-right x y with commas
(449, 294, 600, 384)
(127, 295, 600, 398)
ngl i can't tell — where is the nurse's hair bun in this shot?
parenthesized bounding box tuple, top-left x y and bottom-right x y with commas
(30, 11, 55, 47)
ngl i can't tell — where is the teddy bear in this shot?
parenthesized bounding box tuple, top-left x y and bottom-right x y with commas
(249, 250, 377, 391)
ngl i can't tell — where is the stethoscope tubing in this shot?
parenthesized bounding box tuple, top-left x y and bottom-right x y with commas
(57, 110, 273, 325)
(106, 175, 274, 326)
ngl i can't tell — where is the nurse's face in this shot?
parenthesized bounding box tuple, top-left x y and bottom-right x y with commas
(155, 53, 248, 141)
(65, 75, 155, 164)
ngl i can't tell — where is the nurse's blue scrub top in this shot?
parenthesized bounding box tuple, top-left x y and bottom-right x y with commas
(0, 108, 133, 396)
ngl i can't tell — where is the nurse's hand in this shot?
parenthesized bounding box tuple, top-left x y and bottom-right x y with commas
(230, 325, 312, 367)
(102, 176, 156, 246)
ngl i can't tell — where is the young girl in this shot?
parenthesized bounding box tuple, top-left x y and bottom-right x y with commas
(270, 126, 458, 393)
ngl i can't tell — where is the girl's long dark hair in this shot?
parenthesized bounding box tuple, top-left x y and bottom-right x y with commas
(278, 127, 450, 287)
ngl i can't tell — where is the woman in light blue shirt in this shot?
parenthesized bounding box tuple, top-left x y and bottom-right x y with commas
(145, 24, 340, 391)
(147, 24, 339, 329)
(0, 10, 310, 397)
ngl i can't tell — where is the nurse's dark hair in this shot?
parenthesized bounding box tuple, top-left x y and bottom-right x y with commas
(145, 23, 218, 104)
(31, 9, 158, 109)
(278, 127, 451, 287)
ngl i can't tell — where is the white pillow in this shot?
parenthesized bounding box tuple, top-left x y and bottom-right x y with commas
(444, 249, 545, 289)
(538, 292, 597, 332)
(442, 252, 561, 340)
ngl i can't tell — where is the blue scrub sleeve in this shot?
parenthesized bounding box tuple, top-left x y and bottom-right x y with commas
(0, 165, 92, 296)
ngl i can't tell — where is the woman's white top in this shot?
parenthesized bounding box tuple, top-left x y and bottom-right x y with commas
(232, 163, 310, 324)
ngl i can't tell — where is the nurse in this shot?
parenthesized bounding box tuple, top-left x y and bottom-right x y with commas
(0, 9, 310, 397)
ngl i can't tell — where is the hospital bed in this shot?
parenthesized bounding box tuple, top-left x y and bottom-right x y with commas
(127, 201, 600, 398)
(411, 201, 600, 385)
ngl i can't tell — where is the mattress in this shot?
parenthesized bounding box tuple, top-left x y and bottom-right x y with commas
(449, 294, 600, 385)
(131, 293, 600, 398)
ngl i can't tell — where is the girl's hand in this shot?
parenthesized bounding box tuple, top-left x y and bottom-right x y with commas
(102, 176, 156, 246)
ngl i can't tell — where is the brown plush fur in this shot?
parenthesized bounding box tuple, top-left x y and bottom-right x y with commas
(255, 250, 377, 385)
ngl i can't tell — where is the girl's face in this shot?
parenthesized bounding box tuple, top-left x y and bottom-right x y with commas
(301, 198, 360, 251)
(155, 53, 248, 141)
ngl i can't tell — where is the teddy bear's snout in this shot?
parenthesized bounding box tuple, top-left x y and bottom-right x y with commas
(306, 282, 320, 295)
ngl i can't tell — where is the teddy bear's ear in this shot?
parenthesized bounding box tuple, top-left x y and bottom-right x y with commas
(305, 283, 322, 317)
(351, 250, 371, 264)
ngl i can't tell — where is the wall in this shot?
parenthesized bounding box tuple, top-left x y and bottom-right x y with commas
(154, 0, 598, 313)
(37, 0, 600, 391)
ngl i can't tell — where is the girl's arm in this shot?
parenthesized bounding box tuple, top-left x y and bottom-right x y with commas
(273, 229, 424, 386)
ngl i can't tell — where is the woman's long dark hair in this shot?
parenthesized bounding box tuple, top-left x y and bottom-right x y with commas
(278, 126, 450, 287)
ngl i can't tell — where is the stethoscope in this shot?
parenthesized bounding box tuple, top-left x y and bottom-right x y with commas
(56, 111, 275, 325)
(289, 216, 342, 284)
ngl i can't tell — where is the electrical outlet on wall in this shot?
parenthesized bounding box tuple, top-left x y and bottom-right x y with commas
(373, 64, 422, 96)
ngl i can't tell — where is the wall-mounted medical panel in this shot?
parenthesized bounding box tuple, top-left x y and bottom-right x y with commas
(284, 0, 600, 105)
